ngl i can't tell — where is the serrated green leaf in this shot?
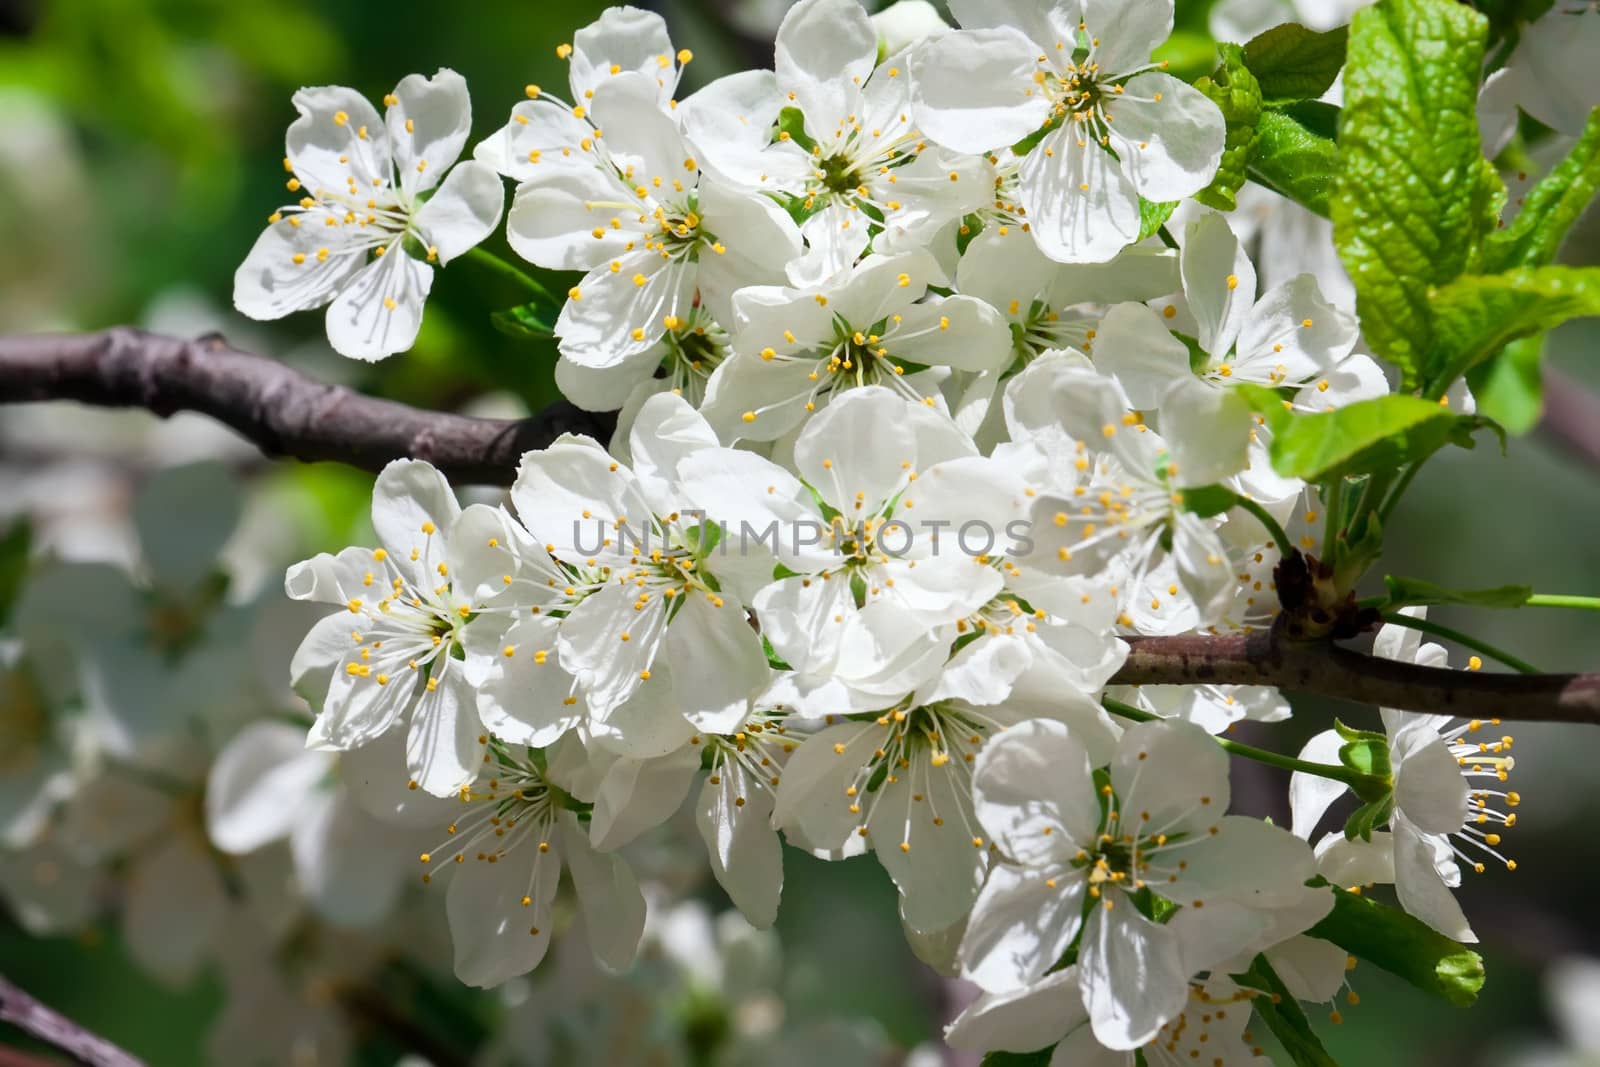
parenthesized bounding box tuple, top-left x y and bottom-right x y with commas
(1193, 44, 1263, 211)
(1139, 198, 1179, 241)
(1381, 575, 1534, 608)
(1177, 483, 1238, 518)
(1485, 110, 1600, 271)
(1466, 333, 1545, 433)
(1239, 388, 1494, 481)
(1233, 955, 1341, 1067)
(1244, 23, 1349, 104)
(1248, 104, 1339, 217)
(1426, 266, 1600, 387)
(1307, 888, 1486, 1006)
(490, 303, 555, 340)
(1333, 0, 1500, 388)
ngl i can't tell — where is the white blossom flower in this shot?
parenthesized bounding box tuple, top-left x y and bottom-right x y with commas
(961, 717, 1329, 1048)
(1007, 356, 1239, 628)
(681, 0, 988, 285)
(234, 69, 504, 360)
(285, 460, 521, 796)
(473, 5, 692, 184)
(419, 742, 647, 987)
(1094, 212, 1368, 486)
(946, 968, 1273, 1066)
(0, 642, 80, 849)
(872, 0, 950, 53)
(912, 0, 1225, 263)
(699, 251, 1010, 441)
(508, 393, 770, 733)
(1290, 611, 1517, 943)
(498, 71, 802, 369)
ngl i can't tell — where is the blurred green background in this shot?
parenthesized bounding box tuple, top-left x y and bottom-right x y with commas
(3, 0, 1600, 1064)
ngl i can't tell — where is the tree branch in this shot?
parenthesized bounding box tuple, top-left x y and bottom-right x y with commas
(0, 974, 145, 1067)
(1112, 626, 1600, 725)
(0, 328, 613, 486)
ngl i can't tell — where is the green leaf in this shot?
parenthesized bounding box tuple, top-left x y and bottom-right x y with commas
(1177, 483, 1239, 519)
(1307, 888, 1486, 1006)
(1426, 266, 1600, 387)
(1248, 105, 1339, 218)
(1233, 955, 1342, 1067)
(0, 519, 31, 629)
(1333, 0, 1500, 388)
(490, 302, 556, 340)
(1193, 44, 1263, 212)
(1139, 198, 1179, 241)
(1244, 23, 1349, 104)
(1485, 110, 1600, 271)
(1466, 333, 1545, 433)
(1381, 575, 1535, 608)
(1240, 388, 1494, 481)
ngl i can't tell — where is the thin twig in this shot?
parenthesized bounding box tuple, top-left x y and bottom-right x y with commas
(0, 328, 613, 485)
(0, 974, 145, 1067)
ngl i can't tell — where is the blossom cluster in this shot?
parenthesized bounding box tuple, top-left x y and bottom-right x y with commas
(4, 0, 1542, 1061)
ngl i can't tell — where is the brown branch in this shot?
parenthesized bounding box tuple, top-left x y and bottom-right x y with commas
(0, 328, 613, 486)
(0, 974, 144, 1067)
(1112, 626, 1600, 725)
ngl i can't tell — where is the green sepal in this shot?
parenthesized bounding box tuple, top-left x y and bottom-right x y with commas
(1306, 887, 1486, 1006)
(776, 106, 816, 152)
(1232, 955, 1342, 1067)
(1342, 794, 1395, 841)
(1138, 198, 1179, 242)
(1193, 44, 1263, 211)
(1176, 483, 1238, 519)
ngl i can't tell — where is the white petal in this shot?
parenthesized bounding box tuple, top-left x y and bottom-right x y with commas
(562, 814, 647, 971)
(1393, 818, 1476, 942)
(557, 254, 694, 366)
(290, 789, 409, 927)
(1236, 274, 1359, 381)
(945, 968, 1086, 1054)
(386, 68, 472, 195)
(371, 459, 461, 574)
(447, 837, 560, 986)
(890, 295, 1012, 372)
(134, 462, 241, 593)
(413, 160, 504, 264)
(511, 438, 652, 565)
(973, 718, 1101, 863)
(960, 863, 1087, 993)
(505, 165, 633, 270)
(870, 753, 987, 933)
(1082, 0, 1176, 77)
(233, 217, 363, 321)
(205, 721, 329, 853)
(404, 666, 484, 797)
(324, 249, 434, 361)
(1021, 128, 1141, 264)
(570, 6, 679, 106)
(1172, 512, 1236, 627)
(698, 766, 784, 928)
(794, 386, 918, 509)
(667, 594, 770, 733)
(1092, 301, 1191, 409)
(1180, 211, 1254, 356)
(1079, 903, 1188, 1050)
(473, 615, 585, 748)
(589, 743, 700, 851)
(1267, 934, 1354, 1004)
(1394, 734, 1470, 835)
(680, 70, 787, 189)
(776, 0, 879, 124)
(558, 585, 668, 719)
(1111, 718, 1229, 839)
(1109, 73, 1226, 202)
(1288, 729, 1348, 839)
(911, 28, 1050, 153)
(1161, 375, 1252, 486)
(1314, 831, 1397, 888)
(285, 85, 388, 199)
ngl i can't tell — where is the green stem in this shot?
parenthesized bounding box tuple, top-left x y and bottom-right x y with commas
(1320, 476, 1344, 557)
(463, 247, 553, 303)
(1157, 224, 1180, 250)
(1377, 611, 1541, 675)
(1103, 698, 1360, 784)
(1231, 494, 1293, 557)
(1376, 461, 1421, 524)
(1525, 594, 1600, 612)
